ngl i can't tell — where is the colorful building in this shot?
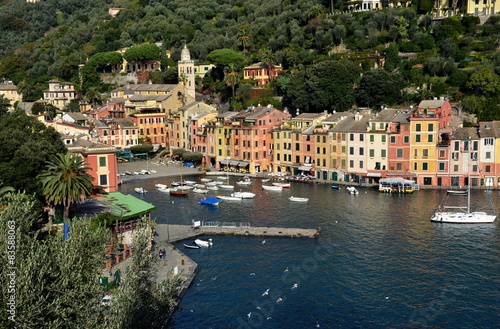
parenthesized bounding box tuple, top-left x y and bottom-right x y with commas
(409, 100, 453, 187)
(64, 135, 119, 193)
(242, 62, 283, 86)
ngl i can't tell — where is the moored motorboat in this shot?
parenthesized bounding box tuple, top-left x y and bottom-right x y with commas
(217, 195, 242, 201)
(220, 184, 234, 189)
(262, 185, 283, 191)
(206, 186, 219, 191)
(273, 182, 290, 188)
(447, 190, 467, 196)
(331, 185, 340, 189)
(231, 191, 256, 199)
(184, 243, 200, 249)
(262, 178, 271, 182)
(198, 197, 221, 205)
(346, 186, 359, 194)
(193, 188, 209, 194)
(194, 238, 213, 247)
(157, 187, 170, 193)
(134, 187, 147, 194)
(155, 184, 167, 189)
(289, 196, 309, 202)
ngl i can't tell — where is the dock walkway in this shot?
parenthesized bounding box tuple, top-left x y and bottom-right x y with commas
(156, 224, 320, 243)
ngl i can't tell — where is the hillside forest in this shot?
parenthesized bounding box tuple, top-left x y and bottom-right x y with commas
(0, 0, 499, 120)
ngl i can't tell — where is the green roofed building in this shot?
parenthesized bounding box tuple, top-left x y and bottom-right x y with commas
(99, 192, 156, 232)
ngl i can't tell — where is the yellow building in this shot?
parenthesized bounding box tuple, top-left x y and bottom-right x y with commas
(409, 100, 453, 186)
(0, 82, 21, 107)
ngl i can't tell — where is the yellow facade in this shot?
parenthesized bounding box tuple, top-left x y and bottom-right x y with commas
(410, 119, 439, 176)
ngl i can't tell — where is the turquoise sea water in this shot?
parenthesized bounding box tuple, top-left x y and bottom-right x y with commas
(119, 176, 500, 328)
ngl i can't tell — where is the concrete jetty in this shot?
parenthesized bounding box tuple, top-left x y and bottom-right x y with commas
(156, 224, 320, 243)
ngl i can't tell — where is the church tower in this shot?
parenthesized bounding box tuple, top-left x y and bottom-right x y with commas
(177, 44, 195, 100)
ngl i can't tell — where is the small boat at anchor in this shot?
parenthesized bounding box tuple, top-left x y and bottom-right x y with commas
(198, 197, 221, 205)
(447, 190, 468, 196)
(183, 243, 200, 249)
(194, 238, 213, 247)
(134, 187, 147, 194)
(170, 188, 189, 196)
(262, 185, 283, 191)
(231, 191, 256, 199)
(346, 187, 359, 195)
(289, 196, 309, 202)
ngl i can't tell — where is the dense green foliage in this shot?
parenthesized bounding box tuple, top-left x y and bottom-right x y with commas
(0, 109, 66, 194)
(0, 193, 109, 329)
(0, 1, 499, 118)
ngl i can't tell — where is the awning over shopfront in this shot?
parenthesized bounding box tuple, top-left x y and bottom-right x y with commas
(218, 159, 230, 165)
(230, 160, 240, 166)
(298, 166, 312, 171)
(367, 173, 382, 177)
(238, 161, 249, 167)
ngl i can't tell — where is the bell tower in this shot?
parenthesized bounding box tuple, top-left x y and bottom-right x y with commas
(177, 44, 195, 100)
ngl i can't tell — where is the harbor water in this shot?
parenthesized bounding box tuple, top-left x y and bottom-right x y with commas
(119, 176, 500, 328)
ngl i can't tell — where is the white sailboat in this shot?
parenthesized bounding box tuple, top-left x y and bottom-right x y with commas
(431, 144, 496, 224)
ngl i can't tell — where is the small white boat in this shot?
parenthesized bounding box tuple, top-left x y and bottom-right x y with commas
(346, 187, 359, 195)
(194, 238, 213, 247)
(193, 188, 209, 194)
(290, 196, 309, 202)
(132, 171, 140, 175)
(206, 181, 217, 186)
(217, 176, 229, 180)
(150, 169, 156, 174)
(185, 180, 197, 185)
(140, 170, 151, 175)
(236, 180, 252, 185)
(200, 178, 212, 182)
(231, 192, 256, 199)
(155, 184, 167, 189)
(262, 185, 283, 191)
(217, 195, 242, 201)
(220, 184, 234, 189)
(447, 190, 468, 196)
(157, 187, 170, 193)
(193, 184, 206, 188)
(134, 187, 147, 194)
(207, 186, 219, 191)
(215, 181, 224, 185)
(262, 178, 271, 182)
(273, 182, 290, 188)
(184, 243, 200, 249)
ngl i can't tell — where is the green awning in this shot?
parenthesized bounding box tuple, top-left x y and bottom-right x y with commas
(100, 192, 156, 221)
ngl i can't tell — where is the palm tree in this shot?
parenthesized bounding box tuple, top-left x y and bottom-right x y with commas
(236, 29, 251, 52)
(16, 79, 32, 101)
(224, 64, 241, 99)
(84, 87, 102, 109)
(38, 153, 94, 222)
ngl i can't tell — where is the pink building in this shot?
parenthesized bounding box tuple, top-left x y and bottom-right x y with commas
(386, 109, 413, 179)
(229, 106, 291, 173)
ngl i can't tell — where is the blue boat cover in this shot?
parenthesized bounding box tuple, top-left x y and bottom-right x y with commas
(199, 197, 221, 205)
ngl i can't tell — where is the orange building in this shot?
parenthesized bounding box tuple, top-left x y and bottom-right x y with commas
(242, 62, 283, 86)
